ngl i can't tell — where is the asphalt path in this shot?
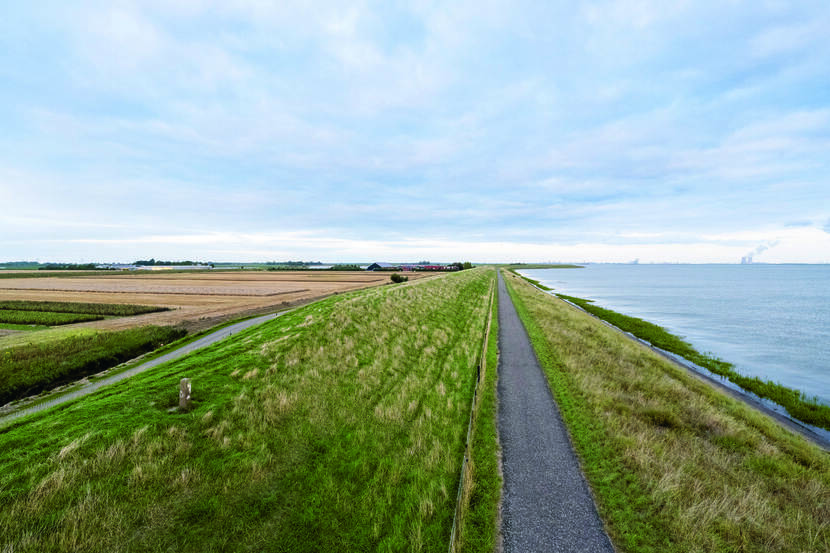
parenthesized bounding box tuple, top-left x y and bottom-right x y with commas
(497, 272, 615, 553)
(1, 312, 282, 425)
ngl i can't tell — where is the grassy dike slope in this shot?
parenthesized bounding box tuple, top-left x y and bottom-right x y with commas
(502, 270, 830, 553)
(0, 268, 494, 553)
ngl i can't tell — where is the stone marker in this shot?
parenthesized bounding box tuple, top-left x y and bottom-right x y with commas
(179, 378, 192, 409)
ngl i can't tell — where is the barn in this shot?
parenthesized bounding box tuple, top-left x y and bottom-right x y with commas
(366, 262, 400, 271)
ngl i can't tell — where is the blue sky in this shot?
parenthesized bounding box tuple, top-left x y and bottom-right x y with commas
(2, 1, 829, 263)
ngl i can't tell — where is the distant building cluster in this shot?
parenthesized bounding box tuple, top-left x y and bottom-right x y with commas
(366, 262, 460, 272)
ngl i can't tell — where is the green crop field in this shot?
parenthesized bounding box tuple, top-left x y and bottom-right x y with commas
(0, 310, 103, 326)
(503, 270, 830, 553)
(0, 325, 187, 405)
(0, 301, 169, 317)
(0, 301, 170, 328)
(0, 268, 495, 552)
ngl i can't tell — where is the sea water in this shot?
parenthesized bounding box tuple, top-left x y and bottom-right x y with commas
(519, 264, 830, 404)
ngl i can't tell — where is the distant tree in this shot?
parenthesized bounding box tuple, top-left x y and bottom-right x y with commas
(40, 263, 98, 270)
(390, 273, 408, 283)
(462, 261, 473, 270)
(134, 259, 201, 266)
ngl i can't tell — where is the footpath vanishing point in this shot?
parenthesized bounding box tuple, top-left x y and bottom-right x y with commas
(496, 272, 614, 552)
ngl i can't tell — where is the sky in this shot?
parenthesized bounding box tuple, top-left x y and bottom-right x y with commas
(2, 1, 829, 264)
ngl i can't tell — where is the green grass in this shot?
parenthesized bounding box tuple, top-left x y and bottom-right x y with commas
(0, 326, 186, 405)
(0, 323, 50, 331)
(0, 268, 495, 552)
(457, 284, 501, 553)
(0, 301, 169, 317)
(503, 271, 830, 553)
(0, 310, 103, 326)
(506, 268, 553, 291)
(0, 301, 170, 328)
(0, 327, 101, 350)
(556, 293, 830, 430)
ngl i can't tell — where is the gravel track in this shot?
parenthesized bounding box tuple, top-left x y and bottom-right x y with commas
(497, 272, 615, 552)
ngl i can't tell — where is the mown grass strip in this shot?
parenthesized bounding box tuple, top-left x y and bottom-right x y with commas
(0, 310, 103, 326)
(449, 280, 494, 552)
(557, 293, 830, 430)
(457, 283, 501, 553)
(0, 300, 169, 317)
(0, 269, 494, 552)
(503, 270, 830, 553)
(0, 325, 186, 405)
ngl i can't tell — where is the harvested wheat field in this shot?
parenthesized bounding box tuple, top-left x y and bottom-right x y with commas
(0, 270, 435, 333)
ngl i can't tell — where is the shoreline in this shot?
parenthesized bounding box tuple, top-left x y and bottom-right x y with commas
(517, 273, 830, 451)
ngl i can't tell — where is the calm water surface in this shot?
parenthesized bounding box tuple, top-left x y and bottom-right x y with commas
(520, 265, 830, 404)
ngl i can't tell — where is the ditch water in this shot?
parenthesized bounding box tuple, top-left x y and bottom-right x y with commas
(519, 264, 830, 405)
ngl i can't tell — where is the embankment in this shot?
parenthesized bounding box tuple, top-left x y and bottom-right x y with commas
(503, 269, 830, 553)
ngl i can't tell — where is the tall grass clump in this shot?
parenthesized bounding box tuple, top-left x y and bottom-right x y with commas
(557, 293, 830, 430)
(0, 325, 186, 405)
(0, 268, 495, 552)
(503, 271, 830, 553)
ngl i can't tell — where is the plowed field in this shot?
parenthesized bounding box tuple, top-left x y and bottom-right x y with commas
(0, 271, 434, 333)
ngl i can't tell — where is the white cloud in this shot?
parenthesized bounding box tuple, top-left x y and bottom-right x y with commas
(2, 1, 830, 263)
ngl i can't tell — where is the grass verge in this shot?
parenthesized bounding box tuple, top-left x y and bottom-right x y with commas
(503, 270, 830, 552)
(0, 268, 495, 552)
(557, 293, 830, 430)
(0, 326, 186, 405)
(457, 283, 501, 552)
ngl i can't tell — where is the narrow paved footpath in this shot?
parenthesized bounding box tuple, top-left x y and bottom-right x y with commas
(1, 312, 282, 425)
(497, 272, 615, 552)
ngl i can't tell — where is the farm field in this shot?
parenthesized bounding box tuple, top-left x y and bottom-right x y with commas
(0, 300, 169, 329)
(0, 268, 494, 552)
(0, 270, 433, 338)
(0, 325, 186, 406)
